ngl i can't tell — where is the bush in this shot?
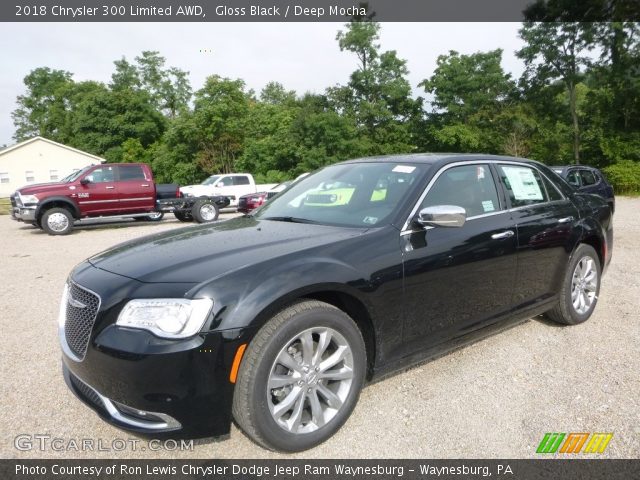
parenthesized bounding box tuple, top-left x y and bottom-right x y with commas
(602, 161, 640, 195)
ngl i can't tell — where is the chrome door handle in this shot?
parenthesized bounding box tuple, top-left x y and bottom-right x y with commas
(105, 186, 115, 190)
(558, 216, 574, 223)
(141, 184, 149, 187)
(491, 230, 515, 240)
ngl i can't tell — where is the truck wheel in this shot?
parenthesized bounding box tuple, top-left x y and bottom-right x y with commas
(41, 208, 74, 235)
(174, 211, 193, 222)
(191, 199, 219, 223)
(232, 300, 366, 452)
(135, 212, 164, 222)
(546, 244, 601, 325)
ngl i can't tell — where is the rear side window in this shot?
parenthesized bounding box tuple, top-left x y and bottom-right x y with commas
(566, 170, 581, 188)
(118, 165, 146, 181)
(233, 176, 250, 186)
(421, 164, 501, 218)
(579, 169, 597, 186)
(497, 164, 548, 207)
(540, 174, 564, 201)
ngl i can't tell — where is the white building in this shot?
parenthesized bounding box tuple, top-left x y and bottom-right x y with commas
(0, 136, 105, 197)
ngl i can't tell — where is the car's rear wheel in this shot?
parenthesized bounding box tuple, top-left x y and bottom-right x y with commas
(232, 300, 366, 452)
(546, 244, 601, 325)
(41, 207, 74, 235)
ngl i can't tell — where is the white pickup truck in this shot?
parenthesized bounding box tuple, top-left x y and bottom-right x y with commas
(180, 173, 277, 208)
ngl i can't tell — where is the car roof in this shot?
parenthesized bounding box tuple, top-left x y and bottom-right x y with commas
(341, 153, 539, 166)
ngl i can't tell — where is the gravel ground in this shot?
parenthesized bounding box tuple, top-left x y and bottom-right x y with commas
(1, 201, 638, 459)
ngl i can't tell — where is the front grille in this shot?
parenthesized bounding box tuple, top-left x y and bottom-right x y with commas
(11, 194, 21, 207)
(64, 282, 100, 360)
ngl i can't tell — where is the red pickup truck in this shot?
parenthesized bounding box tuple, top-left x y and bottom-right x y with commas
(10, 163, 230, 235)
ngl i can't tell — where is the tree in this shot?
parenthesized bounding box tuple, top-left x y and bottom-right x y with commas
(419, 49, 517, 153)
(329, 18, 418, 155)
(517, 22, 595, 163)
(191, 76, 251, 174)
(11, 68, 74, 141)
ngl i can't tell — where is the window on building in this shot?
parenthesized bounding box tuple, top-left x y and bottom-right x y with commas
(0, 172, 9, 184)
(25, 171, 35, 182)
(50, 170, 59, 181)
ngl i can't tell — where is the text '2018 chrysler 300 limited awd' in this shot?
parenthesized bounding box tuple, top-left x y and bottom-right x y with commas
(59, 154, 613, 451)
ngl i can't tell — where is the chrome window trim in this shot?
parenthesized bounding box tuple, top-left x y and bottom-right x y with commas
(400, 159, 568, 235)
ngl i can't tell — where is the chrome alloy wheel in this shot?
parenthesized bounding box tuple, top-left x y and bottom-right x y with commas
(267, 327, 354, 434)
(47, 212, 70, 232)
(571, 256, 598, 315)
(199, 203, 217, 221)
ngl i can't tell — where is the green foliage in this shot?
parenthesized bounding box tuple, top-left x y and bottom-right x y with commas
(10, 22, 640, 187)
(602, 160, 640, 194)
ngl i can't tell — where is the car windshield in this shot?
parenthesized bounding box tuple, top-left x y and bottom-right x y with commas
(62, 166, 92, 183)
(255, 162, 425, 228)
(202, 175, 221, 185)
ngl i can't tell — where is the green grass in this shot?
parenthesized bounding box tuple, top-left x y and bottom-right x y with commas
(0, 198, 10, 215)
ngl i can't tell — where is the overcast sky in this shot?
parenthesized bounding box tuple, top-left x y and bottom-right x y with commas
(0, 22, 525, 147)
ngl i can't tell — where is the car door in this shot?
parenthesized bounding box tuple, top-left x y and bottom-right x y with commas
(401, 163, 518, 350)
(77, 166, 120, 215)
(116, 164, 155, 212)
(495, 163, 579, 307)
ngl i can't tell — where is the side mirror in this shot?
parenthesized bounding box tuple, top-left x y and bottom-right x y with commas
(215, 182, 223, 188)
(416, 205, 466, 228)
(80, 178, 90, 185)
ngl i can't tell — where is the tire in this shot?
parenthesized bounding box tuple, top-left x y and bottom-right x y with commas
(174, 211, 193, 222)
(191, 199, 219, 223)
(135, 212, 164, 222)
(232, 300, 366, 452)
(546, 244, 601, 325)
(41, 207, 74, 235)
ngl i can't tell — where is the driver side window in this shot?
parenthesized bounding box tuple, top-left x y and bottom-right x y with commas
(421, 164, 501, 218)
(85, 167, 115, 183)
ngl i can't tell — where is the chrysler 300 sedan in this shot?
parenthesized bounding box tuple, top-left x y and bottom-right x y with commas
(59, 154, 613, 451)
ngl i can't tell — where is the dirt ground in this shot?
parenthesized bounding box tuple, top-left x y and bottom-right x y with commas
(1, 201, 638, 459)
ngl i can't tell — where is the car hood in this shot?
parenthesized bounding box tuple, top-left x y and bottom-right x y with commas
(16, 182, 68, 195)
(88, 217, 363, 283)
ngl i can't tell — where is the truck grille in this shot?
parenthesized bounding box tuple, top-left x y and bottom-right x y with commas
(64, 282, 101, 360)
(11, 193, 21, 207)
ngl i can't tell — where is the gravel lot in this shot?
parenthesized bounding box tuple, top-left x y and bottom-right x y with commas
(1, 200, 638, 459)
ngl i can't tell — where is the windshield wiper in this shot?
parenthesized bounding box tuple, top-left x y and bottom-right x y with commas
(261, 216, 319, 224)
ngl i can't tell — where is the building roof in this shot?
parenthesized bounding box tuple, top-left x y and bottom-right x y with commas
(0, 136, 106, 163)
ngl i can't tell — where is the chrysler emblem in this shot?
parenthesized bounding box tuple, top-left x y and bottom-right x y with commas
(68, 295, 87, 309)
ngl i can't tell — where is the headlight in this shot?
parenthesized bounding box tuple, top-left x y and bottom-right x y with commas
(116, 298, 213, 339)
(20, 194, 39, 205)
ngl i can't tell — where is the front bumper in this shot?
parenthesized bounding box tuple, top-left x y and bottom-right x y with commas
(11, 206, 36, 222)
(60, 264, 253, 439)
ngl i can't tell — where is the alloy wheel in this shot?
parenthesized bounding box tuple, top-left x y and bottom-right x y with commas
(571, 256, 598, 315)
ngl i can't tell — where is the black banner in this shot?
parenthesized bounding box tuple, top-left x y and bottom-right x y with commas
(2, 0, 640, 22)
(2, 460, 640, 480)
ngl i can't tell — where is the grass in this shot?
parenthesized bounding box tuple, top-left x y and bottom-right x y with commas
(0, 198, 10, 215)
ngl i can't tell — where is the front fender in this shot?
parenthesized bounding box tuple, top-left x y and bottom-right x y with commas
(36, 196, 81, 219)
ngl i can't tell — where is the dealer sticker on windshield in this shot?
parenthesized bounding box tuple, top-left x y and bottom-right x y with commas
(392, 165, 416, 173)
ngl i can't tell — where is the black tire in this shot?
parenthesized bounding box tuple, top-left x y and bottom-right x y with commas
(135, 212, 164, 222)
(174, 211, 193, 222)
(41, 207, 74, 235)
(546, 244, 601, 325)
(232, 300, 366, 452)
(191, 199, 219, 223)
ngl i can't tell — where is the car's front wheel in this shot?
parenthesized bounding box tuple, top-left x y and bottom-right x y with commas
(546, 244, 601, 325)
(232, 300, 366, 452)
(41, 207, 74, 235)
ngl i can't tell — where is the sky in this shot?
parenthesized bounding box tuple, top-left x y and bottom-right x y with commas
(0, 22, 525, 147)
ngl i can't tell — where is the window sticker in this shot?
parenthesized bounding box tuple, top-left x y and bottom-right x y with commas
(482, 200, 495, 212)
(363, 216, 378, 225)
(502, 166, 543, 201)
(392, 165, 416, 173)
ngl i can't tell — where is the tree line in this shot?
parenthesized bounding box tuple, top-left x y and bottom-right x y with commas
(11, 20, 640, 192)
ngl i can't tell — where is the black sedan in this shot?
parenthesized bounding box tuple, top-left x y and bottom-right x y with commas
(59, 154, 613, 451)
(553, 165, 615, 214)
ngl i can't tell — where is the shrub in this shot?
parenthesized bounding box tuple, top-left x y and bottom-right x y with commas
(602, 161, 640, 195)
